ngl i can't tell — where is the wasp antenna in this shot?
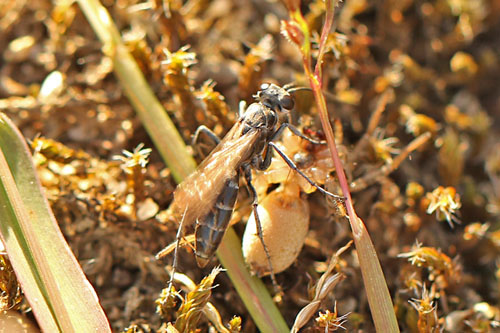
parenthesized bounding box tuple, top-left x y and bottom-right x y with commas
(286, 86, 313, 94)
(282, 82, 297, 90)
(322, 89, 338, 102)
(286, 85, 340, 103)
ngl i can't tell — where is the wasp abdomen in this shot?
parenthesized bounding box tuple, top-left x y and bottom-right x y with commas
(195, 175, 239, 267)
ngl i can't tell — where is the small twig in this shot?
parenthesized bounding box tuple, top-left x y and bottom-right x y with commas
(351, 90, 392, 163)
(351, 132, 432, 192)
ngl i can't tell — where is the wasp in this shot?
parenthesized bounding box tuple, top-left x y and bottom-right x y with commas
(159, 83, 342, 282)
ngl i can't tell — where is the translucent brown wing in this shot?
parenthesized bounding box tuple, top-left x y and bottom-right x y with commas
(169, 121, 262, 230)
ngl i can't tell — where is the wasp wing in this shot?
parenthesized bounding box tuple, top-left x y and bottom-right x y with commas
(169, 121, 261, 230)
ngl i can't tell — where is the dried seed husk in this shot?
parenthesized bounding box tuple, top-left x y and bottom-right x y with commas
(242, 184, 309, 276)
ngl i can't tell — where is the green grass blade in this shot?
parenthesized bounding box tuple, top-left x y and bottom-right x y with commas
(217, 228, 289, 333)
(0, 113, 111, 332)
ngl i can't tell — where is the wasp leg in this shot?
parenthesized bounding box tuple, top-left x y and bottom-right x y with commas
(272, 122, 326, 145)
(243, 165, 280, 293)
(192, 125, 221, 158)
(268, 141, 344, 200)
(167, 206, 189, 297)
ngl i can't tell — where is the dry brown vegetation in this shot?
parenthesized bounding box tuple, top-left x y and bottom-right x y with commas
(1, 0, 500, 331)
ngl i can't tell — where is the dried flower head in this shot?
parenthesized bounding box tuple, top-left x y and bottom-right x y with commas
(399, 104, 440, 136)
(398, 242, 458, 288)
(406, 182, 425, 200)
(114, 143, 152, 174)
(399, 243, 451, 270)
(426, 186, 461, 227)
(315, 304, 349, 332)
(162, 45, 197, 75)
(463, 222, 490, 241)
(173, 267, 222, 331)
(155, 285, 180, 319)
(195, 80, 233, 128)
(228, 316, 242, 332)
(408, 286, 440, 332)
(369, 129, 400, 164)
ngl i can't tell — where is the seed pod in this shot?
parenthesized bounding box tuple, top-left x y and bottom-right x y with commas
(242, 184, 309, 276)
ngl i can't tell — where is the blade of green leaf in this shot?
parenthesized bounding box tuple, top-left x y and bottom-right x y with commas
(0, 113, 111, 332)
(217, 228, 289, 332)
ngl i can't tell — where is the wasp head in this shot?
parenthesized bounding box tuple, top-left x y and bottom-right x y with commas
(254, 83, 295, 113)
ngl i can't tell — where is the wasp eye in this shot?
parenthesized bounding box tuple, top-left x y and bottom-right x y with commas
(280, 95, 294, 109)
(260, 83, 270, 91)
